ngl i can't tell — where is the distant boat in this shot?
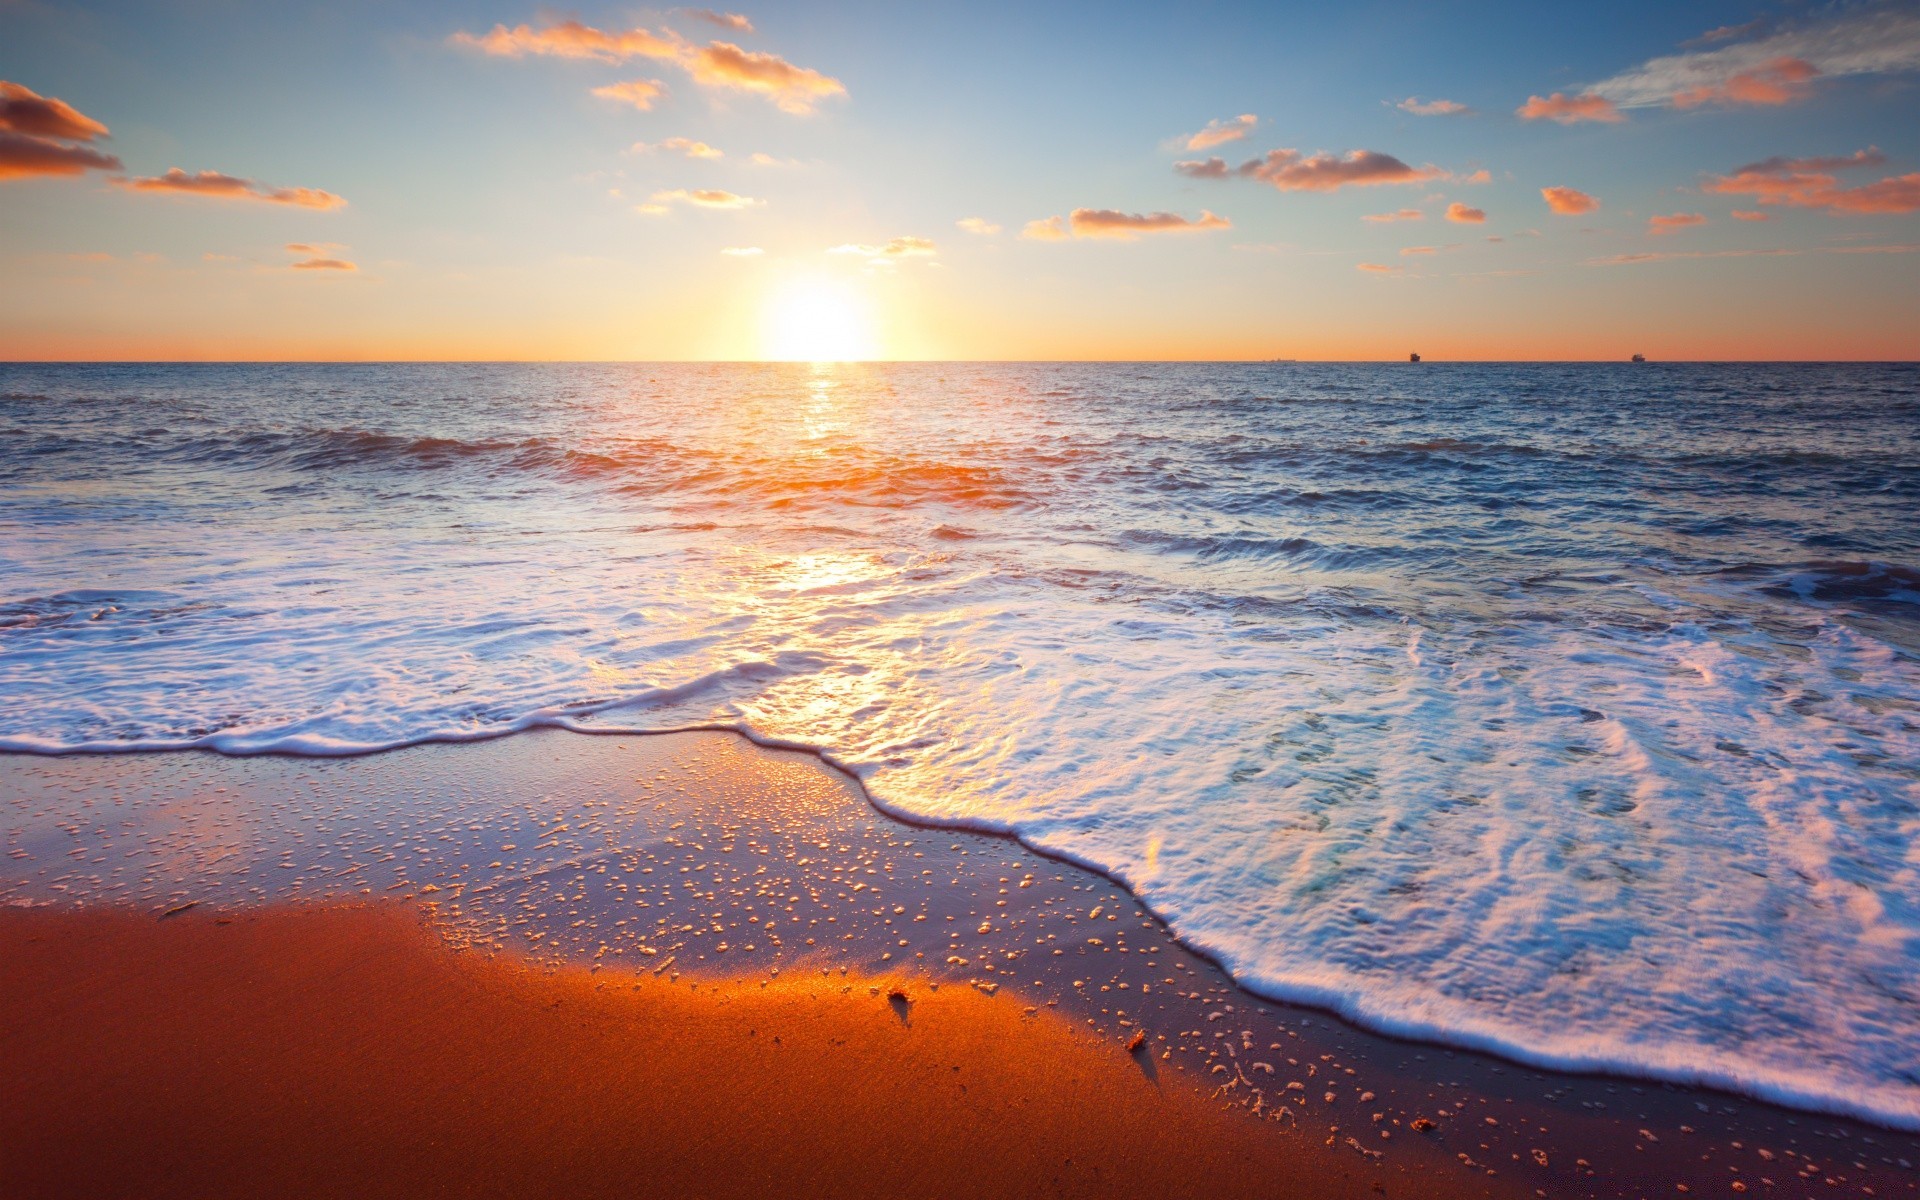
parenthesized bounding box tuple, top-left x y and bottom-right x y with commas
(1631, 353, 1646, 363)
(1409, 352, 1421, 363)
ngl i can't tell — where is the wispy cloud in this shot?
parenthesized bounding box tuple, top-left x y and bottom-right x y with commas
(286, 242, 356, 271)
(1731, 209, 1771, 222)
(1024, 209, 1231, 241)
(829, 236, 936, 261)
(956, 217, 1001, 235)
(640, 187, 761, 214)
(592, 79, 667, 110)
(635, 136, 723, 158)
(1400, 246, 1437, 255)
(684, 42, 845, 113)
(1362, 208, 1423, 223)
(719, 245, 763, 256)
(120, 168, 345, 209)
(1355, 262, 1405, 274)
(0, 82, 121, 180)
(1542, 185, 1598, 215)
(1398, 97, 1469, 116)
(1446, 202, 1485, 223)
(451, 19, 844, 113)
(1182, 114, 1257, 150)
(1703, 149, 1920, 215)
(1516, 92, 1624, 124)
(1672, 56, 1817, 108)
(682, 9, 753, 34)
(1177, 148, 1441, 192)
(1648, 212, 1707, 235)
(1585, 6, 1920, 110)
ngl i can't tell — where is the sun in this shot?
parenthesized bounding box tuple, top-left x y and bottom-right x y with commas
(761, 276, 877, 362)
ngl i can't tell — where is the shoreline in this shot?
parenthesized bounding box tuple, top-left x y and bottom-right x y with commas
(5, 729, 1917, 1197)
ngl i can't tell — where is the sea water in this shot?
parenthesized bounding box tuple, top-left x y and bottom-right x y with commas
(2, 361, 1916, 1125)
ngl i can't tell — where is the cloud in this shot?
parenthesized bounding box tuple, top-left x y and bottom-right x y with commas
(1585, 7, 1920, 110)
(120, 168, 345, 209)
(1516, 92, 1624, 124)
(719, 245, 762, 256)
(1672, 56, 1817, 108)
(450, 20, 682, 62)
(1180, 148, 1443, 191)
(1355, 262, 1405, 274)
(1703, 149, 1920, 215)
(1400, 246, 1437, 255)
(1362, 208, 1423, 223)
(1398, 97, 1468, 116)
(285, 242, 355, 271)
(1542, 185, 1598, 215)
(0, 130, 121, 179)
(1587, 248, 1802, 265)
(0, 82, 121, 181)
(646, 187, 761, 210)
(451, 19, 843, 113)
(956, 217, 1001, 235)
(1456, 168, 1492, 185)
(636, 136, 722, 158)
(1183, 114, 1257, 150)
(1066, 208, 1230, 239)
(592, 79, 667, 110)
(829, 235, 936, 260)
(0, 81, 109, 142)
(1687, 19, 1768, 48)
(683, 9, 753, 34)
(1445, 201, 1485, 223)
(1730, 209, 1771, 221)
(1648, 212, 1708, 235)
(1021, 215, 1068, 241)
(685, 42, 845, 113)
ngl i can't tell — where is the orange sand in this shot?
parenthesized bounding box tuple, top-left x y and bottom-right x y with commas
(0, 902, 1449, 1199)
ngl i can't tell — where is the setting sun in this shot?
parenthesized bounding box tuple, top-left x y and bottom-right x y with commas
(761, 276, 877, 362)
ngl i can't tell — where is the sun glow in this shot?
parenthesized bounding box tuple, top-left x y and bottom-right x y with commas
(761, 276, 878, 362)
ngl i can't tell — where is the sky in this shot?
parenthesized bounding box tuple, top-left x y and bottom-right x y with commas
(2, 0, 1917, 361)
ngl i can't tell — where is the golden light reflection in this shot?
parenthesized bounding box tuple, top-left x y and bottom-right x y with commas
(761, 276, 877, 362)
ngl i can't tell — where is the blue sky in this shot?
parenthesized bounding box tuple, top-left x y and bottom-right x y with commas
(3, 0, 1917, 359)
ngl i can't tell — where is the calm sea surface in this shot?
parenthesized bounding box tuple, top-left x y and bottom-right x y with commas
(3, 361, 1917, 1123)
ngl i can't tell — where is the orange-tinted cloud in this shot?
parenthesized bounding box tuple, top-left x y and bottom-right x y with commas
(450, 20, 682, 62)
(1703, 150, 1919, 215)
(1456, 168, 1492, 185)
(1355, 262, 1405, 274)
(1363, 209, 1423, 222)
(0, 81, 109, 141)
(644, 187, 761, 211)
(1245, 149, 1441, 191)
(636, 136, 721, 158)
(1731, 209, 1771, 221)
(1184, 114, 1257, 150)
(1542, 185, 1598, 215)
(1067, 208, 1230, 239)
(1648, 212, 1707, 234)
(1398, 97, 1468, 116)
(1672, 56, 1818, 107)
(1446, 202, 1485, 223)
(121, 168, 345, 209)
(286, 242, 356, 271)
(685, 42, 845, 113)
(1177, 149, 1439, 191)
(956, 217, 1001, 235)
(592, 80, 667, 110)
(1516, 92, 1624, 124)
(1021, 216, 1068, 241)
(683, 9, 753, 34)
(830, 236, 936, 260)
(1400, 246, 1437, 255)
(0, 130, 120, 179)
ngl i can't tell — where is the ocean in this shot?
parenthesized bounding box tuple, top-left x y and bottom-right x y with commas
(3, 360, 1917, 1126)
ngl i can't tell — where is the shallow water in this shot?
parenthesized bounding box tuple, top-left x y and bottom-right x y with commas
(2, 361, 1916, 1125)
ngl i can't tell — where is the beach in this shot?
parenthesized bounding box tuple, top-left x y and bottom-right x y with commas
(6, 729, 1915, 1197)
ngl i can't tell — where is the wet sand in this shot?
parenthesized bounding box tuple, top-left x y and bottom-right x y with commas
(4, 730, 1916, 1198)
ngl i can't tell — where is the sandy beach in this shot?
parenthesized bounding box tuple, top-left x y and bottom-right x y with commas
(5, 730, 1914, 1198)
